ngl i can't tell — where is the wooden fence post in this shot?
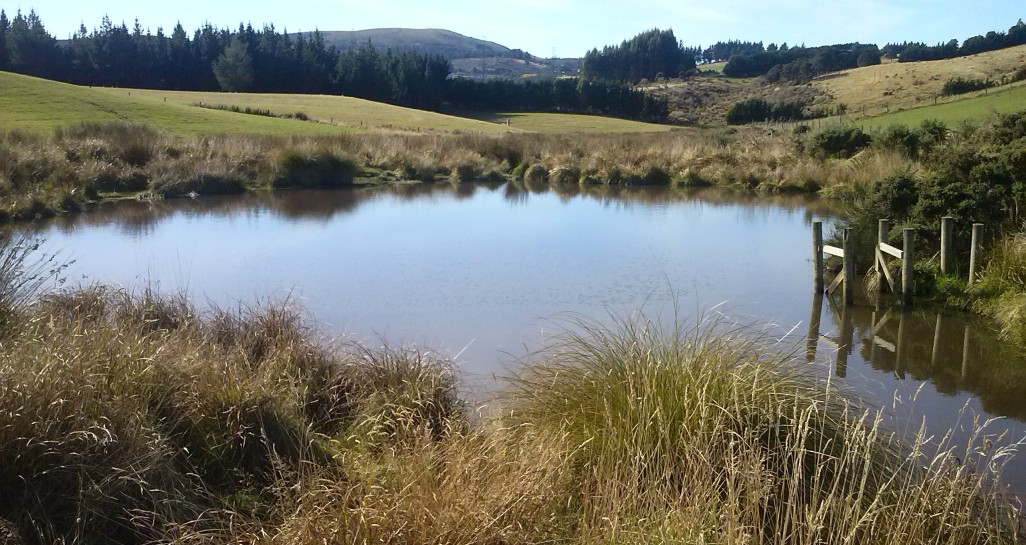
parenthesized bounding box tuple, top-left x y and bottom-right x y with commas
(876, 219, 890, 295)
(940, 216, 953, 274)
(813, 221, 824, 293)
(843, 228, 855, 306)
(901, 228, 914, 306)
(968, 223, 983, 288)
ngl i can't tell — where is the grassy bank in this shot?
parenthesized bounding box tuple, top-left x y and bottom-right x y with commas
(0, 237, 1020, 544)
(820, 108, 1026, 345)
(0, 120, 921, 222)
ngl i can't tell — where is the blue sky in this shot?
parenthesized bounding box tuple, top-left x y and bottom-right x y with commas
(6, 0, 1024, 58)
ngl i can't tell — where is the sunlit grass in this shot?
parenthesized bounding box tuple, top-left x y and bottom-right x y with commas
(0, 71, 674, 136)
(858, 83, 1026, 131)
(813, 44, 1026, 118)
(0, 256, 1020, 544)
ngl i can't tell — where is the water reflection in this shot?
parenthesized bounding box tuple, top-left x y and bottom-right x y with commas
(19, 183, 1026, 492)
(808, 292, 1026, 420)
(23, 183, 836, 240)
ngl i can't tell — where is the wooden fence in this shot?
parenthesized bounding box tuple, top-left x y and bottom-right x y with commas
(813, 218, 986, 307)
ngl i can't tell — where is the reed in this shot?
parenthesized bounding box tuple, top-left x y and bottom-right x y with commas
(0, 121, 924, 223)
(502, 312, 1021, 544)
(0, 284, 1020, 544)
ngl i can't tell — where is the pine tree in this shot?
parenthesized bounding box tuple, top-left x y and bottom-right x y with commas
(212, 36, 254, 91)
(0, 10, 9, 71)
(6, 10, 63, 79)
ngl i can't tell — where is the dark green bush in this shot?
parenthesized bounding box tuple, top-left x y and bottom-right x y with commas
(810, 126, 871, 159)
(940, 77, 992, 96)
(637, 166, 672, 185)
(877, 125, 923, 158)
(726, 98, 772, 125)
(727, 98, 807, 125)
(271, 150, 358, 189)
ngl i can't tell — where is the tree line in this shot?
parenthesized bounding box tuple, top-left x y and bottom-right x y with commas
(447, 77, 668, 119)
(0, 9, 667, 121)
(721, 43, 880, 81)
(581, 29, 697, 84)
(882, 20, 1026, 63)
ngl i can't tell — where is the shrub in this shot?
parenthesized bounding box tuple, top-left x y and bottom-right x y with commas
(919, 119, 948, 148)
(548, 166, 581, 187)
(940, 77, 992, 96)
(877, 124, 923, 158)
(522, 164, 549, 184)
(726, 97, 772, 125)
(810, 126, 871, 158)
(271, 149, 359, 189)
(727, 98, 807, 125)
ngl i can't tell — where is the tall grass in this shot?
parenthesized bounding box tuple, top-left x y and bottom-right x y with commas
(0, 236, 65, 334)
(0, 253, 1020, 543)
(0, 284, 463, 545)
(1, 292, 1021, 544)
(503, 313, 1021, 544)
(0, 121, 924, 222)
(973, 233, 1026, 343)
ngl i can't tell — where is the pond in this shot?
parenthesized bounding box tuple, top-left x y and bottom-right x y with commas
(25, 183, 1026, 493)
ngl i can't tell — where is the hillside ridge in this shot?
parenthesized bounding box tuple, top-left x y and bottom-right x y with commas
(305, 28, 518, 60)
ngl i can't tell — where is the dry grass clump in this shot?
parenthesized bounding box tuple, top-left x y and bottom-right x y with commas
(0, 120, 929, 222)
(0, 282, 1021, 544)
(973, 233, 1026, 343)
(0, 284, 464, 545)
(502, 313, 1022, 544)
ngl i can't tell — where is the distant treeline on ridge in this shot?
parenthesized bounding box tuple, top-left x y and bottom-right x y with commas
(0, 9, 668, 121)
(704, 19, 1026, 82)
(883, 20, 1026, 62)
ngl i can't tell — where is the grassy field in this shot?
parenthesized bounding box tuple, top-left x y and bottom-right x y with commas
(855, 82, 1026, 130)
(0, 72, 345, 136)
(464, 111, 675, 132)
(698, 61, 727, 74)
(812, 44, 1026, 116)
(118, 86, 510, 134)
(0, 71, 675, 136)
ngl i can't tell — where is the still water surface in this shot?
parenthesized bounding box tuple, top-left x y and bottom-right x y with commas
(26, 184, 1026, 492)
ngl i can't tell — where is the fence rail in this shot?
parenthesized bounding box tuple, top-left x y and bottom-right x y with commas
(813, 217, 985, 307)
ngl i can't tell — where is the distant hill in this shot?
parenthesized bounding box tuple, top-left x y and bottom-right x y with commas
(644, 44, 1026, 127)
(450, 57, 581, 79)
(809, 44, 1026, 117)
(307, 28, 519, 60)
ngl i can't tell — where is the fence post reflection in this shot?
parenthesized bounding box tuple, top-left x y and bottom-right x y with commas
(807, 293, 824, 363)
(895, 311, 907, 379)
(962, 325, 971, 380)
(931, 313, 944, 369)
(836, 304, 854, 378)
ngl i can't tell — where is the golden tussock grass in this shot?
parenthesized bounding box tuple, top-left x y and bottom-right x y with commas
(0, 244, 1021, 545)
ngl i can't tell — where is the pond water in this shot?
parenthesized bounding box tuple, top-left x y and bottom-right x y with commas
(24, 183, 1026, 493)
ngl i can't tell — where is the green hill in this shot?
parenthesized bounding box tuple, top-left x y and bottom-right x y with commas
(857, 82, 1026, 130)
(312, 28, 514, 59)
(0, 71, 672, 135)
(812, 45, 1026, 117)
